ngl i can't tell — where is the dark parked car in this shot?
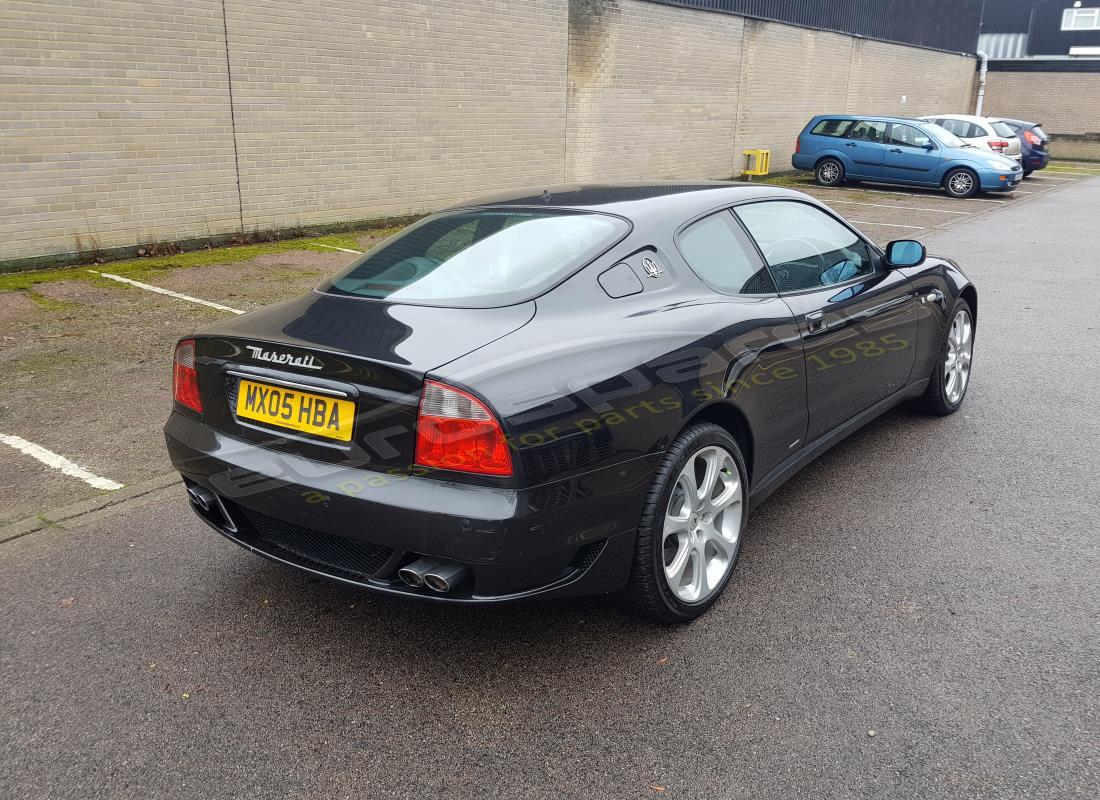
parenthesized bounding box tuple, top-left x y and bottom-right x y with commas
(990, 117, 1051, 177)
(793, 114, 1022, 197)
(166, 184, 977, 622)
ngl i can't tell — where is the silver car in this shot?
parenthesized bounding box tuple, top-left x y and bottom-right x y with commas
(919, 114, 1022, 164)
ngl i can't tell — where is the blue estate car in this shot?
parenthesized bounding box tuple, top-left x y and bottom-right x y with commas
(793, 115, 1022, 198)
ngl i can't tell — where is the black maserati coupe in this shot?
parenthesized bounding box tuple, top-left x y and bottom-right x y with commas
(165, 183, 976, 622)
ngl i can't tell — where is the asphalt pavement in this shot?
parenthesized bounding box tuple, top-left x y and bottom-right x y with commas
(2, 177, 1098, 799)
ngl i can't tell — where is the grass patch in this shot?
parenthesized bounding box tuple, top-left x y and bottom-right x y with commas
(0, 224, 406, 293)
(750, 173, 814, 188)
(25, 291, 78, 311)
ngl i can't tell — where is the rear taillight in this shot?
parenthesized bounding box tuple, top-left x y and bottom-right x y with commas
(989, 140, 1008, 152)
(172, 338, 202, 413)
(1024, 129, 1041, 146)
(795, 137, 800, 154)
(415, 380, 512, 477)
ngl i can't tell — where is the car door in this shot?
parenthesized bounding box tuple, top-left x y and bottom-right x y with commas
(734, 200, 918, 443)
(882, 122, 942, 184)
(840, 120, 888, 178)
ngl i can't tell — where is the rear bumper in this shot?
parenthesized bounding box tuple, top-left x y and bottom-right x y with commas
(791, 153, 816, 170)
(164, 412, 652, 603)
(1024, 151, 1050, 171)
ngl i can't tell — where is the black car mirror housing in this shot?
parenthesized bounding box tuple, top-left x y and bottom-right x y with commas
(885, 239, 926, 268)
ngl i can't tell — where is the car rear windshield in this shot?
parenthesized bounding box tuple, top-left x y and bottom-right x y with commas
(810, 119, 854, 137)
(320, 209, 629, 307)
(991, 121, 1017, 138)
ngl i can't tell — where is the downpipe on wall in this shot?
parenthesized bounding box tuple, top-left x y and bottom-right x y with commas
(975, 51, 988, 116)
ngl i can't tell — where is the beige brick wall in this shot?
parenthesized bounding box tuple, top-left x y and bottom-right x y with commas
(0, 0, 241, 260)
(982, 71, 1100, 136)
(732, 20, 855, 177)
(1, 0, 983, 263)
(227, 0, 568, 230)
(565, 0, 744, 181)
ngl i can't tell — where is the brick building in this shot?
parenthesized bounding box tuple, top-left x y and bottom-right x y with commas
(0, 0, 986, 265)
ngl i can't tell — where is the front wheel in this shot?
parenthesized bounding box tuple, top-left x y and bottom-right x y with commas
(814, 158, 845, 187)
(1023, 169, 1033, 178)
(617, 424, 747, 623)
(943, 168, 979, 199)
(913, 299, 975, 415)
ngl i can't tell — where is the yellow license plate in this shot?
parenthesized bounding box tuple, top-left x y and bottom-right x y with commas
(235, 379, 354, 442)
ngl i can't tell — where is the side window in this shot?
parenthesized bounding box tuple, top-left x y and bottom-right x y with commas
(810, 119, 854, 138)
(677, 211, 776, 295)
(846, 120, 887, 143)
(734, 201, 876, 294)
(966, 122, 986, 139)
(888, 124, 933, 148)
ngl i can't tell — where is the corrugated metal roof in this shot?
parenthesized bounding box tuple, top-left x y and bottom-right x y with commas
(647, 0, 983, 54)
(979, 32, 1028, 59)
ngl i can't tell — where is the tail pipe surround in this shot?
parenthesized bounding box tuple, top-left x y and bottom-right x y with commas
(397, 557, 470, 593)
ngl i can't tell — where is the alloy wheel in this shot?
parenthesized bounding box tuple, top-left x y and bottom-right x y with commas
(944, 308, 973, 404)
(818, 162, 841, 184)
(662, 445, 743, 604)
(948, 171, 974, 196)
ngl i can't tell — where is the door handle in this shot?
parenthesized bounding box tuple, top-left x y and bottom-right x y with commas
(889, 148, 903, 153)
(919, 289, 944, 305)
(805, 311, 826, 334)
(845, 142, 857, 147)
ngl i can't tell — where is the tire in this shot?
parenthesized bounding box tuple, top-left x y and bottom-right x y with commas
(617, 423, 748, 623)
(913, 298, 975, 415)
(943, 168, 979, 199)
(814, 158, 845, 187)
(1023, 169, 1033, 178)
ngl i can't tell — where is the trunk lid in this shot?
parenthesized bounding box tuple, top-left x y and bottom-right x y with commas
(191, 292, 534, 470)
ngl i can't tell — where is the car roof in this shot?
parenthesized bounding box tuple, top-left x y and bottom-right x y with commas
(811, 114, 928, 124)
(924, 114, 989, 124)
(446, 182, 810, 220)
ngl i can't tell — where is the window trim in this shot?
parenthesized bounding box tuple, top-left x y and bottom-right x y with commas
(1062, 7, 1100, 31)
(729, 198, 886, 298)
(673, 208, 778, 297)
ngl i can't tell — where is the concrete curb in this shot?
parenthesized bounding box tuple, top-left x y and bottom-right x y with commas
(0, 471, 181, 545)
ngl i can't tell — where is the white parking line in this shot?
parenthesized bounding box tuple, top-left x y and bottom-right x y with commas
(316, 244, 363, 254)
(0, 434, 124, 491)
(1028, 175, 1077, 181)
(89, 271, 244, 314)
(819, 199, 970, 215)
(812, 186, 1008, 203)
(849, 220, 925, 229)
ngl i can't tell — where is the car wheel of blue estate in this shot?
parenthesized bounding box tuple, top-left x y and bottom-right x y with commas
(814, 158, 844, 187)
(943, 168, 979, 199)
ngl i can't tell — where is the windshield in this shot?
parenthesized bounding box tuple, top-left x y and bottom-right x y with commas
(320, 209, 629, 307)
(991, 121, 1017, 138)
(921, 122, 967, 148)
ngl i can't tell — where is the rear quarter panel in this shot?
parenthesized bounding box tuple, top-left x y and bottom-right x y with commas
(438, 238, 806, 489)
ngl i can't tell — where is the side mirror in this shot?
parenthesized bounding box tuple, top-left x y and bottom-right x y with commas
(922, 141, 936, 151)
(885, 239, 926, 268)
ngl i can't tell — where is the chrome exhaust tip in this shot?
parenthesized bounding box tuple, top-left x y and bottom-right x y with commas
(186, 484, 214, 513)
(423, 563, 469, 594)
(397, 558, 437, 589)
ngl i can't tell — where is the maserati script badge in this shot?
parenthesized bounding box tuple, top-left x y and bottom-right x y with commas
(245, 345, 323, 370)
